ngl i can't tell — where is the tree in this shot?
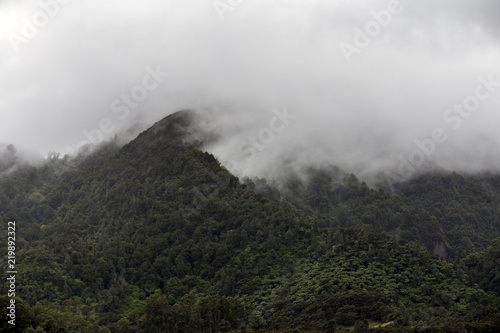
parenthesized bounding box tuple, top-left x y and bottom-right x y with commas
(327, 319, 337, 333)
(354, 319, 368, 333)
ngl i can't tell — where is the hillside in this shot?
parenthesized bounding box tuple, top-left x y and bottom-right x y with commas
(0, 111, 500, 332)
(253, 167, 500, 261)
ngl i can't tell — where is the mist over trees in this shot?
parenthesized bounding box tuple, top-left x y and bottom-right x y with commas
(0, 112, 499, 332)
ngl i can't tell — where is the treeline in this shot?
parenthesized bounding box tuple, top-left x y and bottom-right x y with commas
(0, 293, 248, 332)
(0, 111, 499, 331)
(250, 167, 500, 261)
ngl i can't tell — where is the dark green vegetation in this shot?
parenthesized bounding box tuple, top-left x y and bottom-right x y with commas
(1, 111, 500, 332)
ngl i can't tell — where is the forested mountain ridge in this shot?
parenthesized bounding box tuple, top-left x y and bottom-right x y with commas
(0, 110, 499, 332)
(250, 166, 500, 261)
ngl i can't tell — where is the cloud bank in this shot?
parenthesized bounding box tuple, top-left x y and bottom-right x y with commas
(1, 0, 500, 183)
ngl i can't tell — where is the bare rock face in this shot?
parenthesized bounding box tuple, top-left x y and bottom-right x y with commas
(433, 239, 449, 260)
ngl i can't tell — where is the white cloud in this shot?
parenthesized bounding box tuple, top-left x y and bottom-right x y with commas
(0, 0, 499, 182)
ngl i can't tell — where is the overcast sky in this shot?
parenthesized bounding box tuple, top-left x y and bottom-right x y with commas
(1, 0, 500, 182)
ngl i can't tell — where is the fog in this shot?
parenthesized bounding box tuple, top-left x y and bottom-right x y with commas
(1, 0, 500, 183)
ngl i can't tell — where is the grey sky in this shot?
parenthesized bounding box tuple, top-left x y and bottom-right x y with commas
(1, 0, 499, 181)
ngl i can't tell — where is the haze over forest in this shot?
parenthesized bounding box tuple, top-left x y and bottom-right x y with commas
(4, 2, 500, 331)
(1, 0, 500, 182)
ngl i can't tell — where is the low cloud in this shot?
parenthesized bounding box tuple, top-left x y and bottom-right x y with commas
(1, 0, 499, 183)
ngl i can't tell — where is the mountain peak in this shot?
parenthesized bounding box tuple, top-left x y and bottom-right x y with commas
(134, 109, 199, 145)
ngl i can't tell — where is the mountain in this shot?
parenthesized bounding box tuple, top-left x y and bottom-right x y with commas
(1, 110, 500, 332)
(256, 168, 500, 260)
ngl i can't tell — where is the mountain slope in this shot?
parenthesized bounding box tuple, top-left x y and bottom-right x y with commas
(256, 167, 500, 261)
(0, 111, 499, 332)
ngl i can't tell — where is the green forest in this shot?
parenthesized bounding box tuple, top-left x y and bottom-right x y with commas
(1, 111, 500, 332)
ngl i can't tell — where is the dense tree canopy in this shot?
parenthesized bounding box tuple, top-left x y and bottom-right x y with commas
(1, 111, 499, 332)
